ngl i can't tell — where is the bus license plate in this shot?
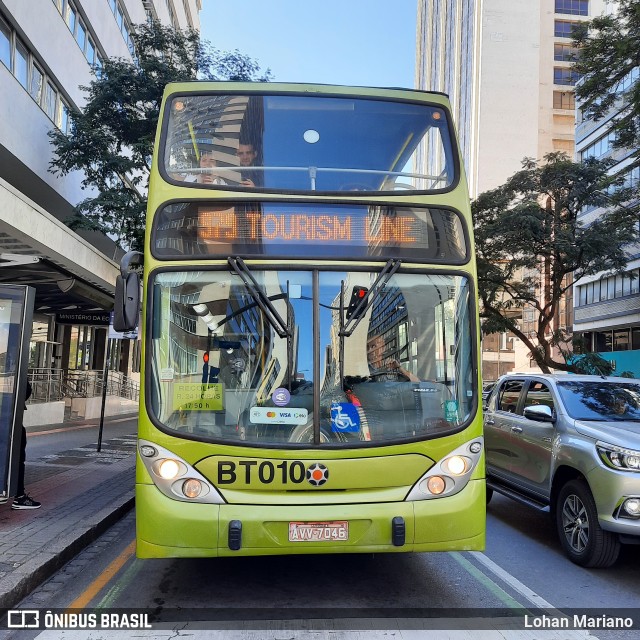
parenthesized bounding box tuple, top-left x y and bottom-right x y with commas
(289, 521, 349, 542)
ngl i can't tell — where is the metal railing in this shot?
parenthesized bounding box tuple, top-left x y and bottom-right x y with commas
(27, 368, 140, 404)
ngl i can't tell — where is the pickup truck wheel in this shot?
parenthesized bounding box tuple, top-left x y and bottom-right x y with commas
(555, 479, 620, 568)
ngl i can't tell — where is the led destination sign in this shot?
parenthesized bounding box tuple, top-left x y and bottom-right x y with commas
(198, 210, 419, 244)
(153, 201, 467, 261)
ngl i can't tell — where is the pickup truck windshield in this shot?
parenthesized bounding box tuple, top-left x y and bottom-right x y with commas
(557, 381, 640, 421)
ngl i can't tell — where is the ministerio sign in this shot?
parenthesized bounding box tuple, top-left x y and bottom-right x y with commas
(54, 311, 111, 326)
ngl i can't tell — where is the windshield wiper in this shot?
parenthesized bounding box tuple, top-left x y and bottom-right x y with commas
(228, 257, 294, 391)
(228, 257, 291, 339)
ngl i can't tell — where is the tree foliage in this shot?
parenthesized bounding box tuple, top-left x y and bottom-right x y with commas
(572, 0, 640, 171)
(473, 152, 638, 373)
(49, 21, 271, 251)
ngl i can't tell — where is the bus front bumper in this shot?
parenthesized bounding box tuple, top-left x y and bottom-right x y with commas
(136, 479, 485, 558)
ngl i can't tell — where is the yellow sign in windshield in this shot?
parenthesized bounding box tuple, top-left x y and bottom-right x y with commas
(172, 383, 224, 411)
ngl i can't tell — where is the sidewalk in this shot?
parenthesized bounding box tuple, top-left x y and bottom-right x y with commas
(0, 414, 137, 610)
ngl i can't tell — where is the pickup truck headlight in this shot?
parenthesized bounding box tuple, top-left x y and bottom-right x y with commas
(597, 442, 640, 472)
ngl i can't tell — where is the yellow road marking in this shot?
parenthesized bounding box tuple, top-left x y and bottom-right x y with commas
(67, 539, 136, 610)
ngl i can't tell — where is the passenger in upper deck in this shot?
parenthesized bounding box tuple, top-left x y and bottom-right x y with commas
(197, 150, 228, 185)
(236, 141, 263, 187)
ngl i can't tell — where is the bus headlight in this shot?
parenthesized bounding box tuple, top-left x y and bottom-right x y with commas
(138, 439, 224, 504)
(443, 455, 469, 476)
(426, 476, 446, 495)
(157, 459, 182, 480)
(182, 479, 204, 498)
(406, 438, 483, 501)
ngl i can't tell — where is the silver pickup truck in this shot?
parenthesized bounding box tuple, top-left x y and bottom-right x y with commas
(484, 373, 640, 568)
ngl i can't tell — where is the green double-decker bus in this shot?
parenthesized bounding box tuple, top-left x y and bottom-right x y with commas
(117, 82, 485, 557)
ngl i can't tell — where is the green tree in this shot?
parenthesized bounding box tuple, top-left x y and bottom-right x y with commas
(49, 21, 271, 251)
(473, 152, 638, 373)
(572, 0, 640, 172)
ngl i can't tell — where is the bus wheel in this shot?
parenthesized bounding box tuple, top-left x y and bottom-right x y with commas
(555, 480, 620, 568)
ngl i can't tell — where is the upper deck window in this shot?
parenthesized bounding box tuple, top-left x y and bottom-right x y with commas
(162, 93, 457, 194)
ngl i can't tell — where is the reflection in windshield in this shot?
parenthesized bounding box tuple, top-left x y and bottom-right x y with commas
(163, 94, 455, 193)
(149, 270, 474, 446)
(557, 381, 640, 421)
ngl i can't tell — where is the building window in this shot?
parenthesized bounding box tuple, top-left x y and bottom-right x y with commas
(30, 64, 44, 105)
(51, 2, 104, 68)
(14, 39, 29, 88)
(57, 99, 71, 134)
(1, 10, 72, 130)
(108, 1, 135, 54)
(554, 67, 580, 85)
(86, 36, 95, 65)
(616, 67, 640, 93)
(555, 0, 589, 16)
(554, 43, 578, 61)
(579, 131, 616, 160)
(0, 17, 11, 69)
(553, 90, 575, 109)
(631, 269, 640, 295)
(76, 19, 87, 52)
(554, 20, 579, 38)
(594, 331, 612, 352)
(65, 1, 77, 33)
(614, 329, 630, 351)
(577, 269, 640, 306)
(44, 81, 57, 120)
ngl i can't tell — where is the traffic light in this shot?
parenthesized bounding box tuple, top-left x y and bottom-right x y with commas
(201, 352, 210, 383)
(346, 286, 368, 320)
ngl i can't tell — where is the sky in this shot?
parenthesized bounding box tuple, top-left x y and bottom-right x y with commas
(198, 0, 417, 89)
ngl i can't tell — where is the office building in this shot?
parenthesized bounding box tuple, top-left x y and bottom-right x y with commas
(573, 66, 640, 376)
(416, 0, 605, 379)
(0, 0, 201, 422)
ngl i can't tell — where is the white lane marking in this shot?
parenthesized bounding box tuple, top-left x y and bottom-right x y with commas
(469, 551, 557, 611)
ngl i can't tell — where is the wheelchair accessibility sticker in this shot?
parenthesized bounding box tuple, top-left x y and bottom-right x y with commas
(331, 403, 360, 432)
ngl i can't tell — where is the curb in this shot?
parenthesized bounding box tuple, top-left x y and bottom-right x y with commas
(0, 493, 134, 610)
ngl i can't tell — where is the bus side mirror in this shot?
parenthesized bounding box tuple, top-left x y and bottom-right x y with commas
(113, 271, 140, 332)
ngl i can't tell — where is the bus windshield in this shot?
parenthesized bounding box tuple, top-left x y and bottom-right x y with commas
(162, 93, 456, 193)
(149, 268, 475, 446)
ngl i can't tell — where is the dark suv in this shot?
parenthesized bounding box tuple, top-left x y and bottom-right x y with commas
(484, 373, 640, 567)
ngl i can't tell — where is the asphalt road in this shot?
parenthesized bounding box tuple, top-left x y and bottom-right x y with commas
(5, 417, 640, 640)
(4, 496, 639, 640)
